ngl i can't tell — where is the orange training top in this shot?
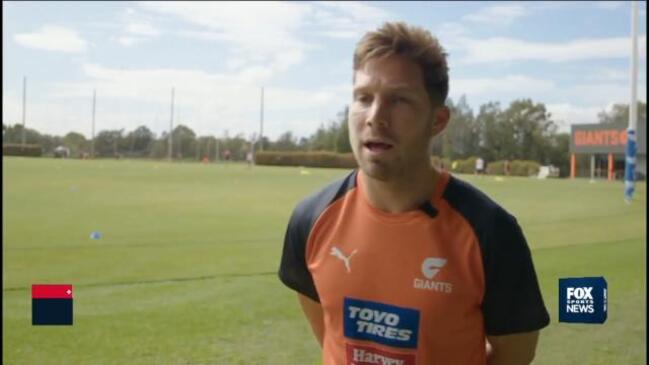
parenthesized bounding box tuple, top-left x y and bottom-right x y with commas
(279, 170, 549, 365)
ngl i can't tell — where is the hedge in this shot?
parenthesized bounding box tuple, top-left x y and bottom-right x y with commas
(255, 151, 357, 169)
(449, 156, 541, 176)
(254, 151, 542, 176)
(3, 143, 43, 157)
(430, 156, 452, 170)
(486, 160, 506, 175)
(486, 159, 541, 176)
(509, 160, 541, 176)
(450, 157, 478, 174)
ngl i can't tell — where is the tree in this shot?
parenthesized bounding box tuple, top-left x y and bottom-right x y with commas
(335, 106, 352, 153)
(124, 125, 155, 157)
(171, 124, 197, 159)
(597, 101, 646, 126)
(441, 96, 477, 159)
(220, 134, 250, 160)
(310, 123, 334, 151)
(3, 123, 43, 145)
(63, 132, 87, 157)
(195, 136, 219, 160)
(258, 136, 271, 151)
(475, 102, 506, 162)
(149, 134, 168, 159)
(546, 133, 571, 177)
(305, 105, 351, 152)
(94, 129, 124, 157)
(41, 134, 63, 156)
(273, 131, 299, 151)
(297, 137, 310, 151)
(502, 99, 557, 163)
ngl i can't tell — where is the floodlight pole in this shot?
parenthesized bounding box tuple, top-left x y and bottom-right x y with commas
(21, 76, 26, 146)
(91, 89, 96, 158)
(624, 1, 639, 202)
(215, 138, 220, 161)
(259, 86, 264, 152)
(168, 87, 175, 162)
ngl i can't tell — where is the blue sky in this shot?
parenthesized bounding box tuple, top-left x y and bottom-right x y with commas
(3, 1, 647, 140)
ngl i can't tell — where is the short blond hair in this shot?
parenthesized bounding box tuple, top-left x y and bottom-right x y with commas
(353, 21, 449, 105)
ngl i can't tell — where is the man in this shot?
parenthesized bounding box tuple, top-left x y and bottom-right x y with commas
(279, 22, 549, 365)
(476, 156, 485, 175)
(246, 150, 254, 167)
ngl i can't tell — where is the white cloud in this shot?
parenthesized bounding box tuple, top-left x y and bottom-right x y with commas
(450, 75, 555, 97)
(448, 74, 647, 132)
(544, 80, 646, 131)
(436, 22, 470, 39)
(27, 63, 347, 139)
(111, 8, 162, 47)
(139, 1, 312, 78)
(586, 67, 629, 82)
(463, 4, 528, 26)
(13, 25, 88, 53)
(545, 103, 604, 131)
(2, 93, 100, 138)
(141, 1, 391, 79)
(546, 97, 646, 133)
(459, 35, 647, 64)
(310, 1, 392, 39)
(595, 1, 625, 10)
(126, 22, 160, 36)
(116, 37, 143, 46)
(6, 1, 394, 139)
(568, 82, 647, 106)
(176, 30, 231, 42)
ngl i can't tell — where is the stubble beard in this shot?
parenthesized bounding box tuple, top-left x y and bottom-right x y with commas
(359, 153, 401, 182)
(355, 142, 433, 184)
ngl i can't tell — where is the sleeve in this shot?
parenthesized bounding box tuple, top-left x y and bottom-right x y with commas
(278, 206, 320, 302)
(482, 209, 550, 336)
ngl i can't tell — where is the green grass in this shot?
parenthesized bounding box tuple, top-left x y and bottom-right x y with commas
(3, 157, 646, 364)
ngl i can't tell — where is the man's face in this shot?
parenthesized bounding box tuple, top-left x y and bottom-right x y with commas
(349, 54, 447, 181)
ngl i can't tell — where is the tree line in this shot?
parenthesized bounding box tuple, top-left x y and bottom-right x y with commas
(3, 97, 645, 171)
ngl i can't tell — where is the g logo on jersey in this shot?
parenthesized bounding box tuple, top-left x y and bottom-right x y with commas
(414, 257, 453, 293)
(343, 297, 419, 349)
(421, 257, 446, 279)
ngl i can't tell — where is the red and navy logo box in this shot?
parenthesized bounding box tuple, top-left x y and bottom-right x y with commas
(32, 284, 73, 325)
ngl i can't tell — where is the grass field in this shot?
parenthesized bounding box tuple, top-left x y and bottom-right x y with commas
(3, 157, 646, 365)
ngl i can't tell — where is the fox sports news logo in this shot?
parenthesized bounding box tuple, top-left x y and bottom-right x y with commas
(559, 277, 607, 324)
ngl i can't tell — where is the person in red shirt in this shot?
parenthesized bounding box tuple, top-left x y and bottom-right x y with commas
(279, 21, 549, 365)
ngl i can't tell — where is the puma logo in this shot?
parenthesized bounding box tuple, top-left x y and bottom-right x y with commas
(330, 247, 358, 273)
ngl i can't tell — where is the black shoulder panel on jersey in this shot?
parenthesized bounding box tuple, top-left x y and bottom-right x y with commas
(278, 169, 358, 302)
(442, 175, 550, 335)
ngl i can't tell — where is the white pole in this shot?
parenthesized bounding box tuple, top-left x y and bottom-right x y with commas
(259, 86, 264, 151)
(91, 89, 96, 158)
(207, 137, 211, 161)
(250, 132, 255, 166)
(21, 76, 26, 146)
(630, 2, 638, 133)
(624, 1, 638, 202)
(590, 155, 595, 181)
(215, 138, 220, 161)
(168, 87, 175, 162)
